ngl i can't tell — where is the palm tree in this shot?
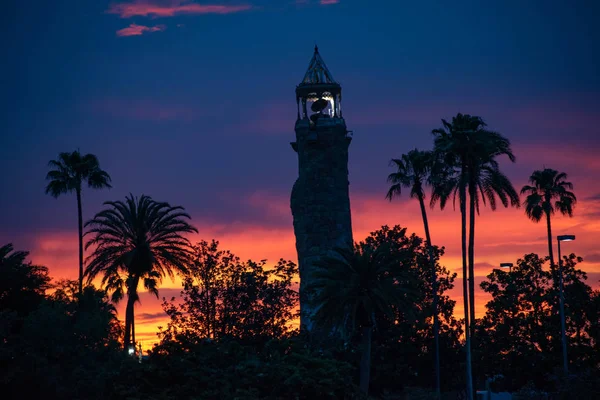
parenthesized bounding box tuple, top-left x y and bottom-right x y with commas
(432, 114, 519, 399)
(521, 168, 576, 267)
(309, 244, 412, 396)
(386, 148, 442, 399)
(45, 151, 112, 295)
(84, 194, 198, 351)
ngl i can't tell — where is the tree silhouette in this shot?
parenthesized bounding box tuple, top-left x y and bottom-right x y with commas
(160, 240, 298, 343)
(359, 225, 461, 395)
(477, 253, 553, 390)
(477, 253, 596, 390)
(0, 243, 51, 315)
(45, 151, 112, 295)
(51, 280, 123, 350)
(432, 113, 519, 399)
(521, 168, 576, 267)
(309, 244, 414, 395)
(84, 194, 197, 351)
(432, 114, 519, 334)
(386, 148, 443, 398)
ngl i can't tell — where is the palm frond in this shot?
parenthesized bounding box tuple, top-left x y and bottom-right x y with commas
(45, 150, 111, 197)
(84, 193, 197, 308)
(522, 168, 576, 222)
(308, 244, 414, 336)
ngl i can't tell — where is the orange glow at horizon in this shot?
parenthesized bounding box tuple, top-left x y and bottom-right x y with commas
(24, 180, 600, 351)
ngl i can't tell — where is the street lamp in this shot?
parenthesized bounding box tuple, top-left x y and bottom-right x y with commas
(500, 262, 513, 273)
(557, 234, 575, 375)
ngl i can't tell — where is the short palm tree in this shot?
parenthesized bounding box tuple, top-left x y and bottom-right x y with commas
(309, 244, 412, 396)
(432, 113, 519, 399)
(521, 168, 576, 267)
(84, 194, 198, 351)
(45, 151, 112, 295)
(386, 148, 442, 398)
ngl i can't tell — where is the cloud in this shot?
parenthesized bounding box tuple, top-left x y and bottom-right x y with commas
(585, 253, 600, 263)
(295, 0, 339, 4)
(235, 102, 294, 136)
(587, 272, 600, 285)
(116, 23, 166, 36)
(244, 191, 292, 218)
(107, 1, 252, 18)
(137, 311, 170, 323)
(88, 98, 200, 122)
(509, 103, 600, 142)
(474, 261, 496, 273)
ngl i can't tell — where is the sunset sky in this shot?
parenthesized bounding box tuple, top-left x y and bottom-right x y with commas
(2, 0, 600, 347)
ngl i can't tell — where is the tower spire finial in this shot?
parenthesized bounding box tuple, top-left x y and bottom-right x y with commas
(299, 44, 337, 86)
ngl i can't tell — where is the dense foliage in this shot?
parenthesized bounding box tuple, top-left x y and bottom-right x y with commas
(2, 219, 599, 399)
(474, 253, 600, 393)
(0, 245, 124, 399)
(144, 337, 363, 400)
(358, 226, 464, 395)
(158, 239, 298, 344)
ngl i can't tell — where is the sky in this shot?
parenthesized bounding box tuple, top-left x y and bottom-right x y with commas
(2, 0, 600, 347)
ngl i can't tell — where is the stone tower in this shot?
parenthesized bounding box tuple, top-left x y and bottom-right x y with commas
(290, 46, 354, 331)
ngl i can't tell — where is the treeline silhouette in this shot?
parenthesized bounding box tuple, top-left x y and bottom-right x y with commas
(1, 113, 598, 399)
(2, 228, 598, 399)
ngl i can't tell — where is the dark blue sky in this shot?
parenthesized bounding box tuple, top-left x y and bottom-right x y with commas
(2, 0, 599, 249)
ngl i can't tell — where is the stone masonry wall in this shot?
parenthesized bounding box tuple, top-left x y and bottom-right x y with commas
(290, 118, 353, 331)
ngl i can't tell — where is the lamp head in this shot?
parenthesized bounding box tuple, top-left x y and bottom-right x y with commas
(500, 262, 513, 269)
(128, 345, 135, 355)
(558, 234, 576, 242)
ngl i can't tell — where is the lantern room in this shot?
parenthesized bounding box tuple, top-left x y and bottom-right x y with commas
(295, 46, 342, 124)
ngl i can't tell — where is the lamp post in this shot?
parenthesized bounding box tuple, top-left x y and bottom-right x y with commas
(500, 262, 513, 273)
(557, 234, 575, 375)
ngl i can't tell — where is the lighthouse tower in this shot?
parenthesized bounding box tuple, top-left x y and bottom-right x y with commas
(290, 46, 354, 331)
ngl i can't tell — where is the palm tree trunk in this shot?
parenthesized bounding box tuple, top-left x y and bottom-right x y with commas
(76, 188, 84, 296)
(419, 195, 441, 399)
(359, 325, 373, 395)
(546, 211, 555, 268)
(460, 183, 474, 400)
(124, 294, 134, 351)
(132, 304, 136, 351)
(124, 317, 131, 351)
(124, 275, 139, 352)
(468, 183, 476, 337)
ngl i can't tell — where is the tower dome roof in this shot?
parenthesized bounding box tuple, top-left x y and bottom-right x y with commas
(300, 45, 337, 86)
(296, 46, 341, 100)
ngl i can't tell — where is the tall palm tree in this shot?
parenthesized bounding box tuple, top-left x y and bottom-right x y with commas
(386, 148, 442, 399)
(45, 151, 112, 295)
(521, 168, 576, 267)
(432, 114, 519, 399)
(309, 244, 413, 396)
(84, 194, 198, 351)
